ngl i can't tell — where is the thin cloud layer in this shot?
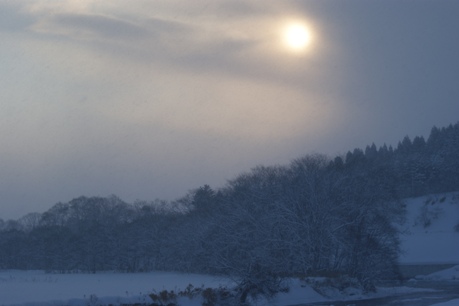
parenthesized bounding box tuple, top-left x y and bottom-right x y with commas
(18, 0, 322, 80)
(40, 13, 151, 40)
(1, 0, 458, 219)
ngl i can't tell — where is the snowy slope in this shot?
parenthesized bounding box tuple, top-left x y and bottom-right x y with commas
(398, 192, 459, 264)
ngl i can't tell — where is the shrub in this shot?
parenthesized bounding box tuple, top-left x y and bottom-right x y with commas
(149, 289, 177, 306)
(306, 275, 370, 297)
(201, 287, 218, 306)
(235, 265, 287, 305)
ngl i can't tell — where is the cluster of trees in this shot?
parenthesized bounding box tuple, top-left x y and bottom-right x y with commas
(335, 123, 459, 198)
(0, 122, 458, 292)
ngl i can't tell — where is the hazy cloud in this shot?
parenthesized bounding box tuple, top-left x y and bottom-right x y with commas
(0, 2, 36, 32)
(1, 0, 458, 219)
(49, 13, 150, 39)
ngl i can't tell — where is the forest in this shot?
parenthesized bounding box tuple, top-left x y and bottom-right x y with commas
(1, 122, 458, 297)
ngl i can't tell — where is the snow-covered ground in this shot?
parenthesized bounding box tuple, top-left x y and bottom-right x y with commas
(0, 270, 233, 306)
(0, 270, 443, 306)
(431, 299, 459, 306)
(399, 192, 459, 264)
(0, 192, 457, 306)
(410, 264, 459, 282)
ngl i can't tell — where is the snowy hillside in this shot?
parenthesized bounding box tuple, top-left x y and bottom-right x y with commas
(399, 192, 459, 264)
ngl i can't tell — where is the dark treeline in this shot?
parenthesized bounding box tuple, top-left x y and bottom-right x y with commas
(0, 122, 458, 292)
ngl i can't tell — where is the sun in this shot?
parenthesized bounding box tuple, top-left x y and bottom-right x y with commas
(282, 22, 311, 52)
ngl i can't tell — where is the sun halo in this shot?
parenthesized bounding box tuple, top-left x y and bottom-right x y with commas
(282, 22, 312, 53)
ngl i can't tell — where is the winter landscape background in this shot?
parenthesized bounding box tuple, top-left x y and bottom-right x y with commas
(1, 123, 458, 305)
(1, 1, 459, 305)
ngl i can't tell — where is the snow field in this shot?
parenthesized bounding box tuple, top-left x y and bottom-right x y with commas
(398, 192, 459, 264)
(431, 299, 459, 306)
(0, 270, 233, 306)
(411, 265, 459, 281)
(1, 269, 454, 306)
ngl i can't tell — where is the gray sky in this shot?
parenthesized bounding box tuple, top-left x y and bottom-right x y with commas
(1, 0, 458, 219)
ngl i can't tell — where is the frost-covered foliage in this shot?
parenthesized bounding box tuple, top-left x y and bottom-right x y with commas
(304, 275, 367, 297)
(200, 154, 404, 290)
(0, 122, 458, 297)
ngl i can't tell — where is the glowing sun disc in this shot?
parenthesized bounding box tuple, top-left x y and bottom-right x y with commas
(283, 23, 311, 51)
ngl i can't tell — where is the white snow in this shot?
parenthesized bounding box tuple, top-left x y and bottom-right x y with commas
(431, 299, 459, 306)
(249, 278, 328, 306)
(0, 270, 232, 306)
(0, 271, 441, 306)
(398, 192, 459, 264)
(242, 280, 435, 306)
(412, 265, 459, 281)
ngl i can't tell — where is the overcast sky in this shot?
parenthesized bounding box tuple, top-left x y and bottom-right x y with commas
(1, 0, 459, 219)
